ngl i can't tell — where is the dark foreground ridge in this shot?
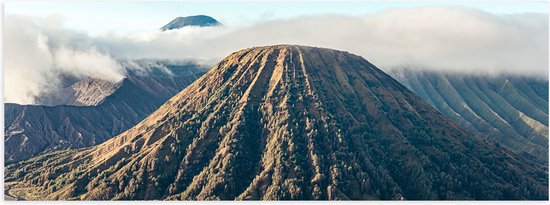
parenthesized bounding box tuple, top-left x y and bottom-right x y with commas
(5, 45, 548, 200)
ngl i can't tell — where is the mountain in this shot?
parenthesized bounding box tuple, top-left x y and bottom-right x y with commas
(160, 15, 221, 31)
(4, 65, 206, 162)
(34, 78, 120, 106)
(389, 69, 548, 165)
(5, 45, 547, 200)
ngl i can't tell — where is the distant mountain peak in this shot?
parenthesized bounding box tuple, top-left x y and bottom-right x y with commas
(160, 15, 221, 31)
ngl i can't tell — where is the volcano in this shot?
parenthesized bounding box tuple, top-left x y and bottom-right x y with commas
(160, 15, 221, 31)
(5, 45, 547, 200)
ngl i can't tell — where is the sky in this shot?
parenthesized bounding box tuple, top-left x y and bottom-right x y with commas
(3, 1, 549, 104)
(5, 1, 549, 35)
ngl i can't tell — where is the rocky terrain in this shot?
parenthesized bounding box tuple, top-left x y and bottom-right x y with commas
(34, 78, 121, 106)
(389, 69, 548, 165)
(5, 45, 547, 200)
(4, 65, 205, 162)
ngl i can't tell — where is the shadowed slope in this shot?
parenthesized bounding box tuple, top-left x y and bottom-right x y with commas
(389, 69, 548, 165)
(5, 45, 547, 200)
(5, 68, 204, 162)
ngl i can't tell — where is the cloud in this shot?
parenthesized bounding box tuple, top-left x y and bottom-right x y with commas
(4, 15, 125, 104)
(4, 6, 548, 104)
(95, 6, 547, 75)
(53, 47, 125, 81)
(5, 16, 55, 104)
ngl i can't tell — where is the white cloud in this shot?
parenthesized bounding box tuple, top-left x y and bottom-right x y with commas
(4, 15, 125, 104)
(4, 7, 548, 104)
(94, 6, 548, 76)
(4, 17, 55, 104)
(53, 47, 125, 82)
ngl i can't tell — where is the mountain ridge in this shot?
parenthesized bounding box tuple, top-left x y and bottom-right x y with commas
(4, 66, 205, 162)
(5, 45, 547, 200)
(33, 78, 121, 106)
(389, 68, 549, 165)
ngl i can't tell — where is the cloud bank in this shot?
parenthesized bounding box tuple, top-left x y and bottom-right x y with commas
(5, 6, 548, 104)
(5, 15, 126, 104)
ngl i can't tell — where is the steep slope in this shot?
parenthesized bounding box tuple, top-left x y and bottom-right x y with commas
(389, 69, 548, 165)
(160, 15, 221, 31)
(5, 45, 547, 200)
(34, 78, 121, 106)
(5, 70, 204, 162)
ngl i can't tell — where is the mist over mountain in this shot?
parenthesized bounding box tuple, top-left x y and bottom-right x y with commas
(4, 65, 206, 162)
(5, 7, 548, 104)
(5, 45, 547, 200)
(33, 77, 121, 106)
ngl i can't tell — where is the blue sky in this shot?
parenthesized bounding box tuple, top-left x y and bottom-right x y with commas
(5, 1, 549, 35)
